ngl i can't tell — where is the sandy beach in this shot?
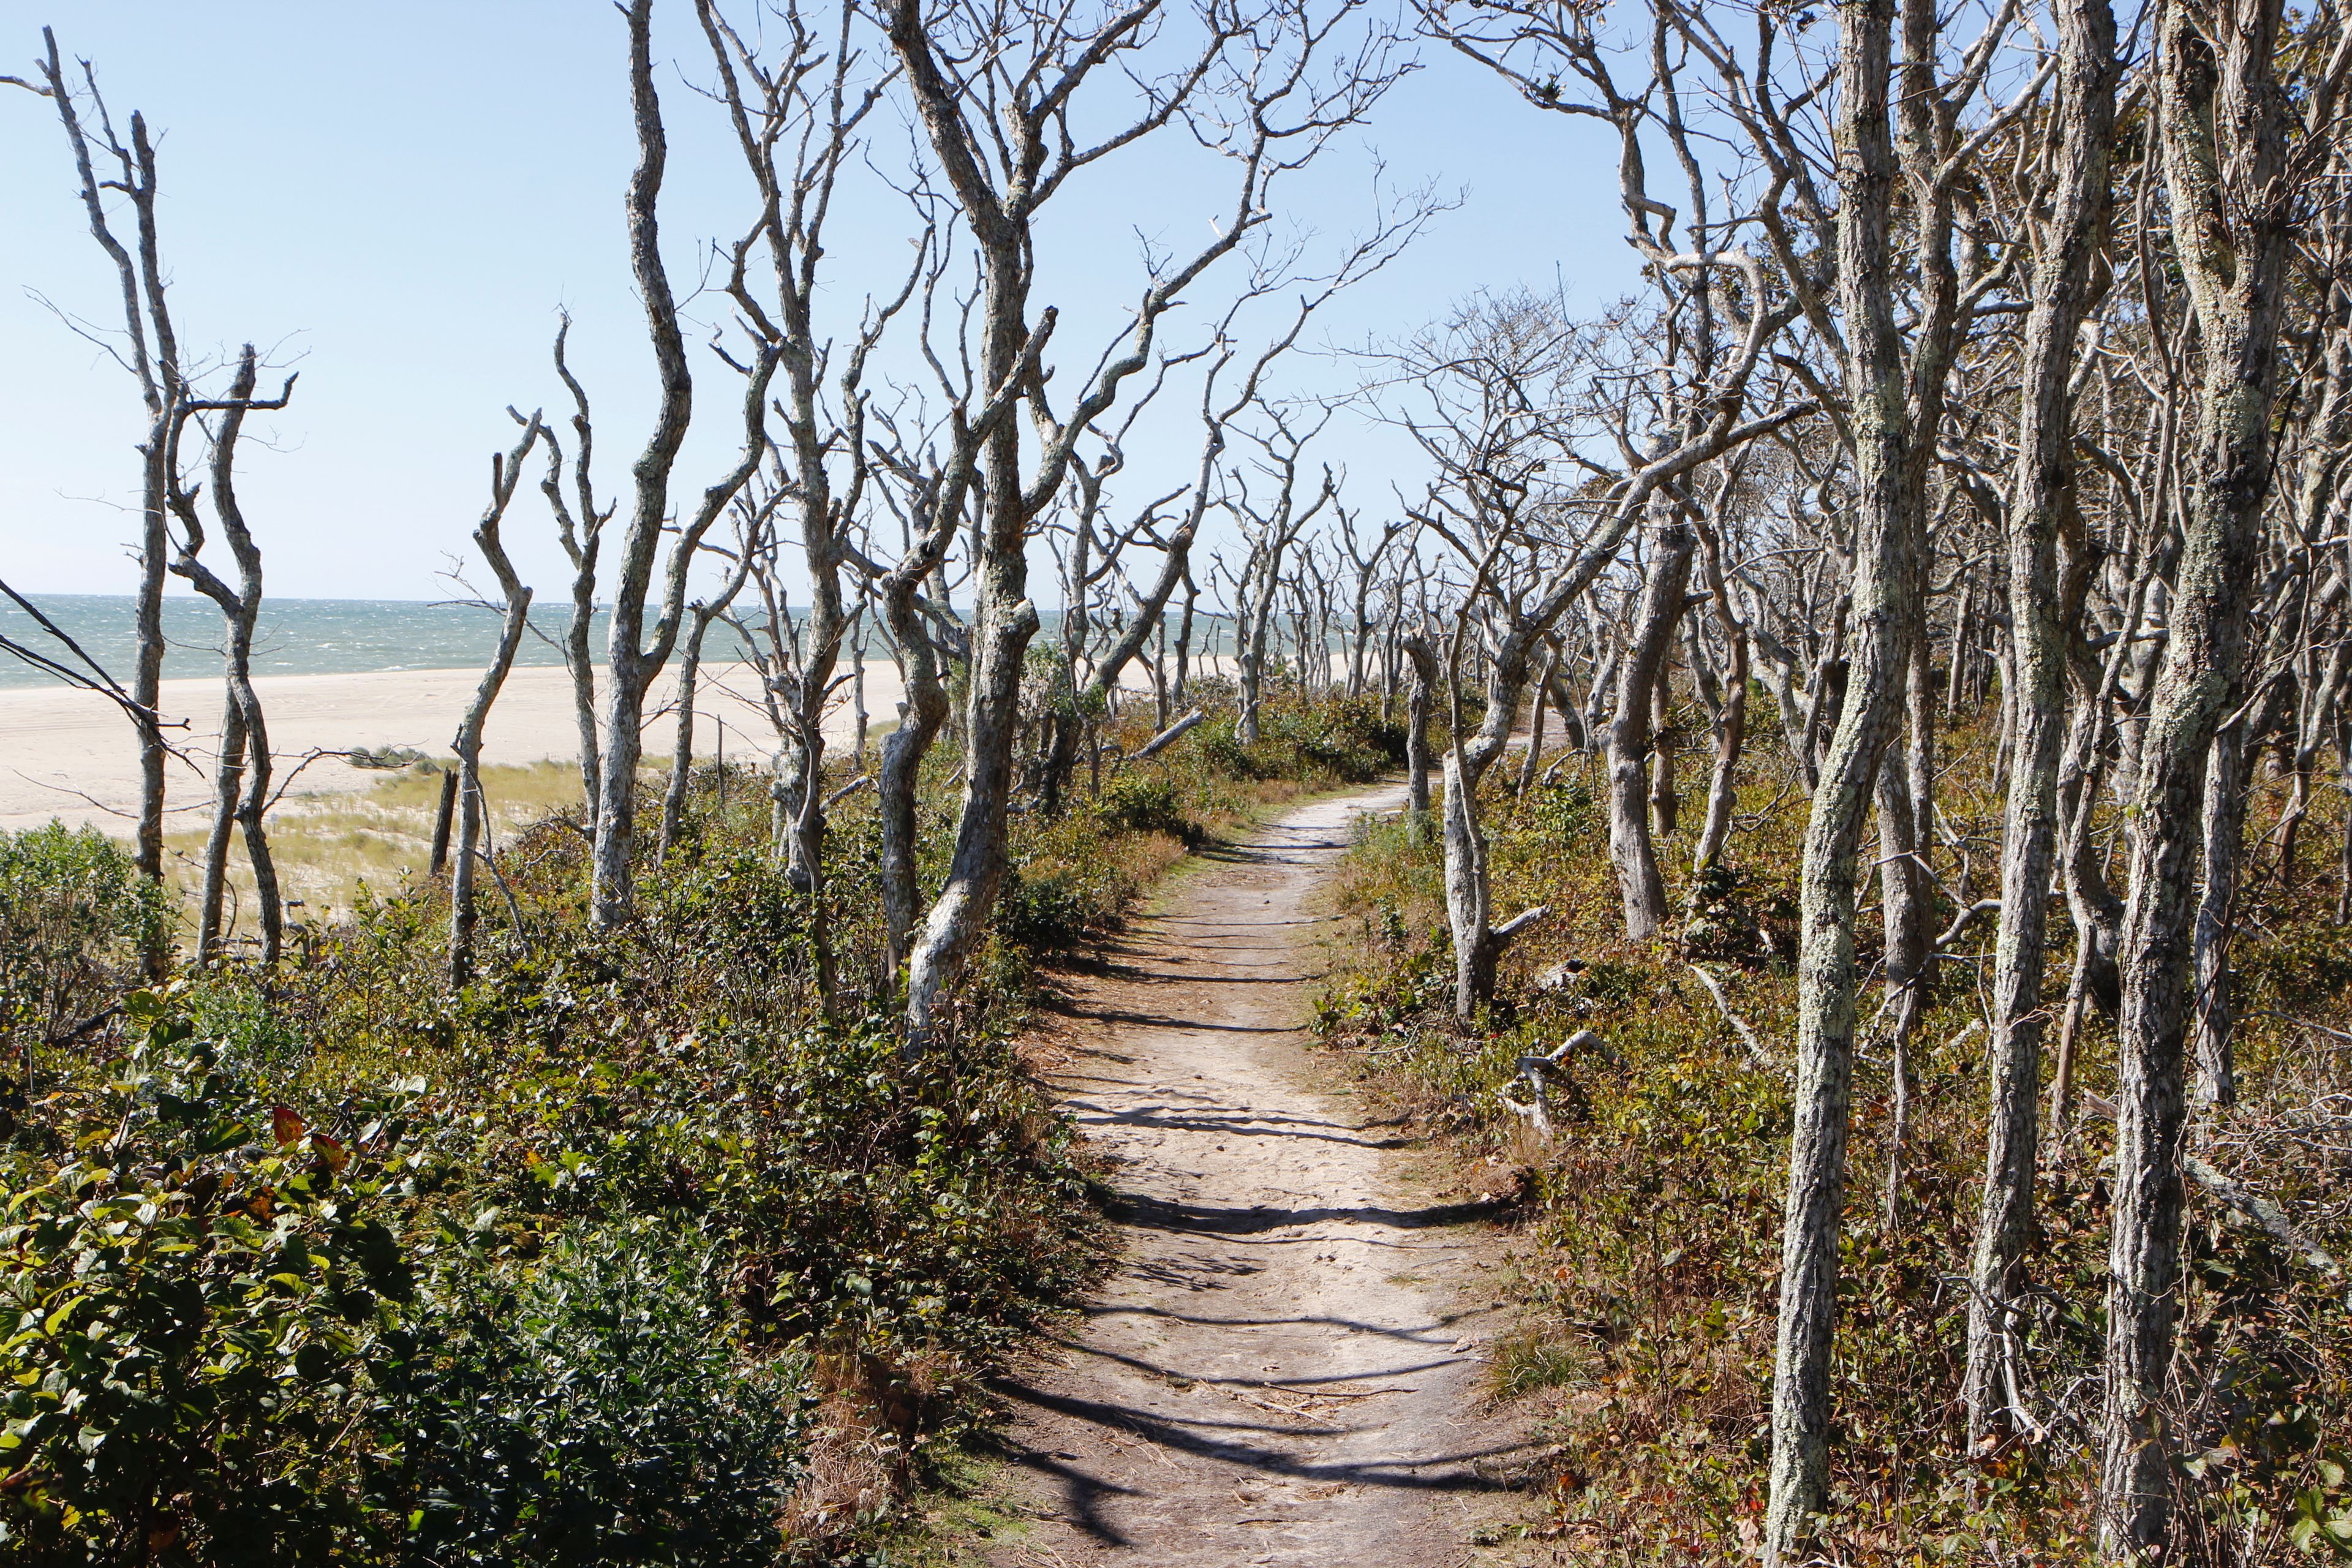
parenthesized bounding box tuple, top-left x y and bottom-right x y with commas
(0, 658, 907, 837)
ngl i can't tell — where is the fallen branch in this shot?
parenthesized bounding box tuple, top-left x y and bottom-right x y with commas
(1133, 708, 1205, 761)
(1934, 898, 2003, 951)
(1687, 963, 1772, 1065)
(1502, 1029, 1604, 1142)
(2076, 1095, 2342, 1278)
(824, 774, 873, 809)
(1492, 904, 1550, 944)
(2185, 1155, 2342, 1277)
(43, 1003, 121, 1049)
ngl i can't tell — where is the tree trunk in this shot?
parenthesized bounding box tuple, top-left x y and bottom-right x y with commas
(1608, 517, 1694, 941)
(1962, 0, 2115, 1445)
(1441, 748, 1497, 1014)
(594, 0, 695, 928)
(2101, 0, 2291, 1545)
(875, 551, 965, 987)
(230, 661, 282, 968)
(1648, 651, 1680, 835)
(905, 587, 1038, 1033)
(1764, 0, 1919, 1550)
(1514, 643, 1555, 794)
(1403, 633, 1438, 821)
(659, 616, 714, 866)
(450, 418, 543, 985)
(1689, 521, 1751, 893)
(176, 346, 286, 968)
(590, 0, 773, 927)
(2191, 721, 2250, 1110)
(195, 698, 247, 964)
(134, 437, 168, 937)
(1873, 723, 1929, 1039)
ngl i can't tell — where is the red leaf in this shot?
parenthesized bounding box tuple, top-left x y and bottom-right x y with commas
(272, 1106, 307, 1147)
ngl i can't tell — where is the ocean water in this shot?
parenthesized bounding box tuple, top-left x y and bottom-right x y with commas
(2, 595, 650, 690)
(0, 594, 1249, 690)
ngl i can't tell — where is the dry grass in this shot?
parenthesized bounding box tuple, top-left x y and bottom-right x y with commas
(162, 760, 582, 930)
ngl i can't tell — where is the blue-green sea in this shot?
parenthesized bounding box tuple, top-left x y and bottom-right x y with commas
(0, 595, 1245, 691)
(1, 595, 643, 690)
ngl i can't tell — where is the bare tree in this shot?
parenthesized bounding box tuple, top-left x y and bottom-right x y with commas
(532, 317, 614, 824)
(2098, 0, 2345, 1548)
(879, 0, 1405, 1038)
(657, 507, 762, 868)
(19, 34, 189, 966)
(450, 413, 548, 985)
(588, 0, 781, 929)
(168, 348, 298, 967)
(1607, 507, 1694, 938)
(1959, 0, 2118, 1430)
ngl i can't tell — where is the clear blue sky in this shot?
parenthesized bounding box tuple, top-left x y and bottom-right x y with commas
(0, 2, 1640, 604)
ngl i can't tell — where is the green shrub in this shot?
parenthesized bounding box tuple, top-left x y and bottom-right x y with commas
(998, 864, 1109, 951)
(0, 821, 167, 1057)
(0, 987, 414, 1565)
(1092, 774, 1190, 839)
(1196, 696, 1406, 785)
(394, 1221, 806, 1568)
(186, 976, 310, 1073)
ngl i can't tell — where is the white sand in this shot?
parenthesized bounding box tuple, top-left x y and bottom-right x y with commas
(0, 659, 908, 837)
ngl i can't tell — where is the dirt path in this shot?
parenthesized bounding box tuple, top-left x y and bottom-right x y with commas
(981, 788, 1540, 1567)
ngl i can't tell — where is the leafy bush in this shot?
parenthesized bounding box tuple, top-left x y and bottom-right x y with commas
(0, 821, 166, 1057)
(0, 987, 413, 1566)
(1092, 774, 1191, 839)
(0, 687, 1381, 1566)
(186, 975, 311, 1073)
(395, 1223, 806, 1567)
(1197, 696, 1406, 785)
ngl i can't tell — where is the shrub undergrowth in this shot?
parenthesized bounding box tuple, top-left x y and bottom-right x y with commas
(1315, 704, 2352, 1563)
(0, 690, 1393, 1564)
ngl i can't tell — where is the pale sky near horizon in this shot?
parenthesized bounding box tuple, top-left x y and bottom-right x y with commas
(0, 2, 1639, 607)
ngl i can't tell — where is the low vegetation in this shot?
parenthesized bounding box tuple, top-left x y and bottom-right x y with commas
(1315, 706, 2352, 1562)
(0, 692, 1403, 1566)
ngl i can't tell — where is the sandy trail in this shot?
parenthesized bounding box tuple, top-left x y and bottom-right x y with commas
(986, 788, 1538, 1568)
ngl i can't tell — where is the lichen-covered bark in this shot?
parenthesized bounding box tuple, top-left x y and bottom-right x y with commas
(2101, 0, 2292, 1549)
(1964, 0, 2117, 1442)
(1765, 0, 1916, 1553)
(1608, 518, 1694, 940)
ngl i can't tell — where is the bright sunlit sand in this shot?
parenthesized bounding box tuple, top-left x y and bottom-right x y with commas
(0, 657, 905, 839)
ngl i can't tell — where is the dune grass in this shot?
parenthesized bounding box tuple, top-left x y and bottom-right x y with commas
(162, 760, 582, 930)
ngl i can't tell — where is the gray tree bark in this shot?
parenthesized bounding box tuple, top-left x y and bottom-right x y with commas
(539, 318, 609, 826)
(1403, 631, 1437, 820)
(452, 416, 546, 986)
(1609, 517, 1695, 940)
(171, 347, 293, 968)
(1689, 514, 1751, 892)
(2100, 0, 2298, 1548)
(36, 39, 184, 971)
(1764, 0, 1920, 1550)
(657, 537, 755, 869)
(1959, 0, 2125, 1401)
(590, 0, 776, 929)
